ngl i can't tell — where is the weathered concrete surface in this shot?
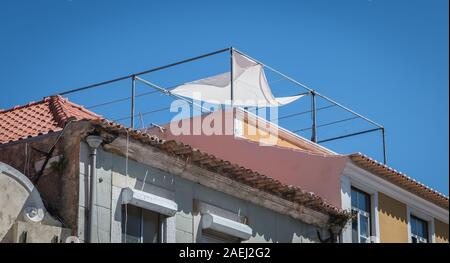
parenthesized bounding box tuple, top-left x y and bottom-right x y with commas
(0, 169, 29, 240)
(0, 134, 63, 218)
(59, 122, 85, 233)
(7, 221, 71, 243)
(0, 121, 90, 236)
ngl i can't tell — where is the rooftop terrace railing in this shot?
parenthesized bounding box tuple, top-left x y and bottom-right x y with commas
(54, 47, 387, 164)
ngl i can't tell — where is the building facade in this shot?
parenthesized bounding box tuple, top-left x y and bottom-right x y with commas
(0, 96, 349, 243)
(0, 96, 447, 243)
(340, 154, 448, 243)
(150, 108, 449, 243)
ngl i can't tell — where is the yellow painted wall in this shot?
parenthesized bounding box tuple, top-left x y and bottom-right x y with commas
(378, 192, 409, 243)
(242, 121, 302, 150)
(435, 219, 449, 243)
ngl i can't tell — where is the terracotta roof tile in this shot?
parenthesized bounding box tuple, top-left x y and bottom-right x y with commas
(0, 95, 101, 144)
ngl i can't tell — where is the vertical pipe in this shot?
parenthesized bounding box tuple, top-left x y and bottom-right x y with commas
(88, 147, 97, 242)
(311, 91, 317, 143)
(131, 75, 136, 129)
(230, 47, 234, 107)
(382, 128, 387, 164)
(86, 135, 103, 243)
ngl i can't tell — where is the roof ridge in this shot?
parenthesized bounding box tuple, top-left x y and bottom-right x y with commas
(62, 97, 103, 119)
(48, 95, 71, 127)
(0, 95, 101, 120)
(0, 95, 104, 144)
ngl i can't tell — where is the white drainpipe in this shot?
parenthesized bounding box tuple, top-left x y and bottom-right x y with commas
(85, 135, 103, 243)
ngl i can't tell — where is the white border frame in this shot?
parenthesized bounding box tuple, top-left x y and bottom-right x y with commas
(341, 175, 381, 243)
(407, 206, 436, 243)
(350, 181, 381, 243)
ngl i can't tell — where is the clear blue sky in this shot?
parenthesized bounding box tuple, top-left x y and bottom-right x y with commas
(0, 0, 448, 194)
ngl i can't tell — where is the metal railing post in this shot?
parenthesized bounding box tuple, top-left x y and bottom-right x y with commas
(131, 75, 136, 129)
(311, 91, 317, 143)
(230, 47, 234, 108)
(382, 128, 387, 164)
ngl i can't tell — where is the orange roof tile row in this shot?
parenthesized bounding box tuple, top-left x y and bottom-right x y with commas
(0, 96, 101, 144)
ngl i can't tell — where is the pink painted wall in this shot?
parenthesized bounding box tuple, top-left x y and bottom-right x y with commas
(148, 110, 347, 208)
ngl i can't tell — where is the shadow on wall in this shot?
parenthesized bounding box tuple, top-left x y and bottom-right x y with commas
(182, 169, 326, 242)
(191, 207, 327, 243)
(102, 144, 329, 243)
(0, 137, 69, 229)
(377, 193, 407, 224)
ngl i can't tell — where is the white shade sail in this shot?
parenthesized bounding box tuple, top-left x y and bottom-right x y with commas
(171, 51, 306, 107)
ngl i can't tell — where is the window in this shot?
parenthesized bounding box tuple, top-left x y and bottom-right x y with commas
(351, 187, 371, 243)
(410, 215, 428, 243)
(121, 204, 163, 243)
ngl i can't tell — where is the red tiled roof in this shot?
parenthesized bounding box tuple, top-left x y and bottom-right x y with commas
(0, 95, 101, 144)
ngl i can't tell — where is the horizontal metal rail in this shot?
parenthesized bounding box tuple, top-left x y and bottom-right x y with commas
(57, 47, 231, 96)
(272, 104, 337, 122)
(135, 76, 214, 114)
(294, 116, 360, 133)
(317, 127, 382, 143)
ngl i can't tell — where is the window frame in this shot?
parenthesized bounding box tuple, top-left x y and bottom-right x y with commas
(111, 184, 177, 243)
(410, 215, 429, 243)
(341, 174, 381, 243)
(121, 204, 165, 243)
(351, 187, 372, 243)
(407, 206, 435, 243)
